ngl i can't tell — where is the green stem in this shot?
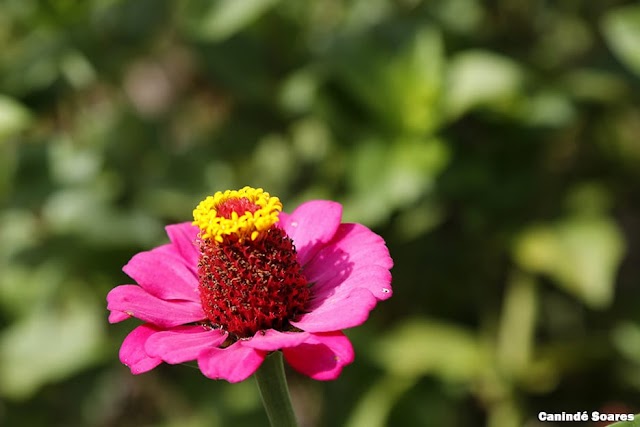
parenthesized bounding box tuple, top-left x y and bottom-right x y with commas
(254, 351, 299, 427)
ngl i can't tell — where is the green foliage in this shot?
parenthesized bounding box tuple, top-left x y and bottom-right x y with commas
(514, 215, 625, 309)
(2, 0, 640, 426)
(602, 4, 640, 78)
(375, 318, 485, 381)
(608, 415, 640, 427)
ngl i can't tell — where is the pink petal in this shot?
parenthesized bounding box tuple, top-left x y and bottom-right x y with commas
(299, 223, 393, 321)
(108, 310, 131, 323)
(145, 325, 227, 364)
(279, 201, 342, 265)
(123, 247, 199, 302)
(243, 330, 311, 351)
(198, 343, 266, 383)
(312, 264, 393, 302)
(165, 222, 200, 273)
(283, 331, 354, 380)
(119, 324, 163, 374)
(107, 285, 205, 328)
(305, 223, 393, 282)
(291, 287, 378, 332)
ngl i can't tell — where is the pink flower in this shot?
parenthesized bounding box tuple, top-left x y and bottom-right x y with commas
(107, 187, 393, 383)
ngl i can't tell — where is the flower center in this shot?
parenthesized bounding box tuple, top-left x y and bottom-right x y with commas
(216, 197, 260, 219)
(193, 187, 310, 339)
(193, 186, 282, 243)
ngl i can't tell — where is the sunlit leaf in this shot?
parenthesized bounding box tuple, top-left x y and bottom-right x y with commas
(513, 216, 625, 309)
(0, 209, 38, 260)
(0, 95, 31, 141)
(523, 91, 575, 127)
(249, 133, 297, 193)
(444, 50, 525, 120)
(277, 69, 320, 115)
(432, 0, 484, 35)
(181, 0, 278, 41)
(374, 318, 485, 381)
(43, 188, 162, 246)
(60, 50, 96, 89)
(345, 375, 416, 427)
(392, 198, 444, 241)
(497, 273, 537, 376)
(343, 137, 449, 225)
(290, 117, 330, 162)
(0, 293, 105, 399)
(0, 263, 61, 319)
(48, 135, 102, 185)
(602, 5, 640, 77)
(336, 28, 444, 134)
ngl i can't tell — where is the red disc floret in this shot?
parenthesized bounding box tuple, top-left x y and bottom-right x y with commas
(198, 227, 311, 339)
(216, 197, 260, 219)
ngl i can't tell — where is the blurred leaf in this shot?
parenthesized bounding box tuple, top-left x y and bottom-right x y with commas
(0, 292, 105, 399)
(60, 50, 97, 89)
(0, 29, 64, 96)
(497, 273, 537, 376)
(432, 0, 484, 35)
(564, 182, 613, 215)
(612, 322, 640, 364)
(80, 209, 163, 246)
(48, 135, 103, 185)
(597, 107, 640, 177)
(0, 208, 38, 260)
(290, 117, 330, 162)
(513, 215, 625, 309)
(345, 375, 416, 427)
(602, 4, 640, 77)
(392, 198, 444, 241)
(43, 188, 162, 246)
(563, 68, 630, 103)
(336, 27, 444, 134)
(236, 133, 300, 195)
(221, 379, 260, 413)
(0, 95, 32, 141)
(523, 90, 575, 127)
(444, 50, 525, 120)
(343, 137, 449, 225)
(341, 0, 392, 32)
(607, 415, 640, 427)
(532, 14, 592, 69)
(278, 69, 321, 115)
(43, 188, 110, 233)
(374, 318, 485, 381)
(0, 263, 62, 319)
(0, 141, 17, 200)
(181, 0, 278, 41)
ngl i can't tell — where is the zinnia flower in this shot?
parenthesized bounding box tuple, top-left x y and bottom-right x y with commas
(107, 187, 393, 382)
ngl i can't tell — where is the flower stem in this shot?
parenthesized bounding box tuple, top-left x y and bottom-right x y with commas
(254, 351, 299, 427)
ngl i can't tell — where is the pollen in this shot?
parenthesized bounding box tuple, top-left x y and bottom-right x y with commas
(192, 186, 282, 244)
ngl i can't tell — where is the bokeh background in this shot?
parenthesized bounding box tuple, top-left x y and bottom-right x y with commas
(1, 0, 640, 426)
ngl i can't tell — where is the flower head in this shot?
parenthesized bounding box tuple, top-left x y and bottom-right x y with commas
(107, 186, 393, 382)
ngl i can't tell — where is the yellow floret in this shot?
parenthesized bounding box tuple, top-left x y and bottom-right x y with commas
(192, 186, 282, 243)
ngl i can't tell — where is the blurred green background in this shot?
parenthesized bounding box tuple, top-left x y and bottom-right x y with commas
(1, 0, 640, 426)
